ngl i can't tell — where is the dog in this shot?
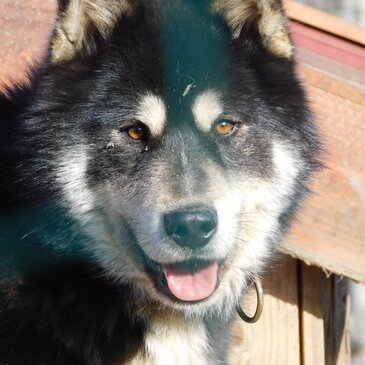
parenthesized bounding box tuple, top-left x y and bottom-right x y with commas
(0, 0, 320, 364)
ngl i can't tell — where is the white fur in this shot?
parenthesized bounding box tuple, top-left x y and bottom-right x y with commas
(56, 149, 136, 278)
(136, 94, 166, 136)
(126, 317, 211, 365)
(236, 141, 302, 271)
(57, 147, 95, 216)
(272, 142, 301, 195)
(192, 90, 223, 133)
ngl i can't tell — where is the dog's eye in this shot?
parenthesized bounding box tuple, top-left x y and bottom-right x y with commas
(126, 126, 145, 140)
(214, 119, 236, 136)
(124, 124, 147, 141)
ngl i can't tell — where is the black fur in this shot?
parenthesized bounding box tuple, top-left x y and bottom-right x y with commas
(0, 261, 145, 365)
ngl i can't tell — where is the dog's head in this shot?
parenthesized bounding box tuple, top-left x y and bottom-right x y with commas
(37, 0, 319, 318)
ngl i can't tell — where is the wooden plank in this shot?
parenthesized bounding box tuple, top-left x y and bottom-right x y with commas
(299, 263, 351, 365)
(299, 264, 326, 365)
(296, 48, 365, 106)
(290, 21, 365, 72)
(282, 82, 365, 284)
(281, 9, 365, 284)
(324, 275, 352, 365)
(299, 63, 365, 107)
(229, 258, 301, 365)
(230, 260, 352, 365)
(284, 1, 365, 47)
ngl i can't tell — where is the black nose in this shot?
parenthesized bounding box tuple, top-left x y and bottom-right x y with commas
(164, 207, 218, 249)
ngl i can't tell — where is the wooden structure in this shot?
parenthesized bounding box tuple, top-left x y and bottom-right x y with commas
(0, 1, 364, 364)
(230, 258, 352, 365)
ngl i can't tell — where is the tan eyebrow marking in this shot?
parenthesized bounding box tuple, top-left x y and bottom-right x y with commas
(135, 94, 166, 135)
(192, 90, 223, 133)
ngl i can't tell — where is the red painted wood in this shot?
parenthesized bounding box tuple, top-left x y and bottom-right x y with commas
(290, 22, 365, 72)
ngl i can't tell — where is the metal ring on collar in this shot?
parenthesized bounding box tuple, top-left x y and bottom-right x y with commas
(236, 278, 264, 324)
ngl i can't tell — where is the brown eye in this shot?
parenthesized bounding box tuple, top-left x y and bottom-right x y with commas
(214, 119, 236, 136)
(126, 126, 146, 141)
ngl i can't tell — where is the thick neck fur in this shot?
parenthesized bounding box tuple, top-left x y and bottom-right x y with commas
(126, 313, 212, 365)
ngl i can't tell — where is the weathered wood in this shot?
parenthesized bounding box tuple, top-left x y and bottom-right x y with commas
(299, 264, 327, 365)
(299, 262, 351, 365)
(297, 48, 365, 106)
(323, 274, 352, 365)
(282, 79, 365, 283)
(229, 258, 301, 365)
(284, 0, 365, 47)
(291, 21, 365, 72)
(281, 19, 365, 284)
(230, 261, 352, 365)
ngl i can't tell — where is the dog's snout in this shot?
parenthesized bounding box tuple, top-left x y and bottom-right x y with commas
(164, 207, 217, 249)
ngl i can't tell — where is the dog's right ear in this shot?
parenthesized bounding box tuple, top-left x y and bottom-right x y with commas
(51, 0, 133, 63)
(213, 0, 294, 59)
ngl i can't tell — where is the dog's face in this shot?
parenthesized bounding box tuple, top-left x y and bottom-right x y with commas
(40, 0, 319, 318)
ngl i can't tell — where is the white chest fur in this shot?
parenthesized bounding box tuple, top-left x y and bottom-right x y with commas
(126, 317, 211, 365)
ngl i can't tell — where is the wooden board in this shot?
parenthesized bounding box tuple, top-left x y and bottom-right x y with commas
(291, 21, 365, 72)
(300, 264, 326, 365)
(281, 32, 365, 284)
(299, 263, 351, 365)
(284, 0, 365, 47)
(229, 258, 301, 365)
(230, 259, 351, 365)
(285, 8, 365, 283)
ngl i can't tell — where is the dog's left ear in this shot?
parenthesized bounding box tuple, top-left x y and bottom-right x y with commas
(51, 0, 133, 63)
(213, 0, 293, 58)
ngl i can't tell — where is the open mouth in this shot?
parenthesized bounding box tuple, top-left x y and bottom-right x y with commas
(145, 258, 221, 303)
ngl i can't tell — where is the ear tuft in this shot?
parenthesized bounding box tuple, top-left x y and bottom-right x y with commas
(213, 0, 293, 58)
(52, 0, 133, 63)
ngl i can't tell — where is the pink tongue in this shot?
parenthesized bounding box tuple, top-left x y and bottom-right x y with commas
(163, 261, 219, 302)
